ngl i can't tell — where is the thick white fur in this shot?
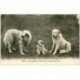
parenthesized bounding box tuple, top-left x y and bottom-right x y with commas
(50, 29, 71, 55)
(36, 40, 48, 55)
(3, 29, 32, 55)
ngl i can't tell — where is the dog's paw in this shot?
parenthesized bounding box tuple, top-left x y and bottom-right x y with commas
(52, 52, 56, 55)
(20, 52, 25, 55)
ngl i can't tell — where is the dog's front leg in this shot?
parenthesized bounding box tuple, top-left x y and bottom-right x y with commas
(23, 44, 28, 53)
(52, 44, 59, 55)
(19, 40, 25, 55)
(43, 49, 46, 54)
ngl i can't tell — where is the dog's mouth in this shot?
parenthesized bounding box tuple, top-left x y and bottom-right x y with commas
(53, 35, 58, 38)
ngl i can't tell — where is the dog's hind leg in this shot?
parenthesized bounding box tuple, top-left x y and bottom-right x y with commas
(66, 42, 71, 52)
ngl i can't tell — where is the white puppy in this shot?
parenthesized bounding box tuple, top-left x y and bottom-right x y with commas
(36, 40, 48, 55)
(50, 29, 71, 55)
(3, 29, 32, 55)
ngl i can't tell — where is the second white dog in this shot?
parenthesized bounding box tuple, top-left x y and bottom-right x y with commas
(50, 29, 71, 55)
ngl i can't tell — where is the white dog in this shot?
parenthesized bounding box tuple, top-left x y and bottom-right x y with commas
(50, 29, 71, 55)
(3, 29, 32, 55)
(36, 40, 48, 55)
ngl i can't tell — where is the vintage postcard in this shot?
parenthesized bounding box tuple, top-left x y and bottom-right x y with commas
(0, 14, 80, 64)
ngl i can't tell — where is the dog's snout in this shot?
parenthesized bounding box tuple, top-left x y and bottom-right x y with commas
(53, 35, 55, 37)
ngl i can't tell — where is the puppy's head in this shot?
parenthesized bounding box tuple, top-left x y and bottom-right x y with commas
(37, 40, 44, 45)
(52, 29, 62, 38)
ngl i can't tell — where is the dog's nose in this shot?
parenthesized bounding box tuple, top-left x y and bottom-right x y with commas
(53, 35, 55, 37)
(53, 35, 57, 38)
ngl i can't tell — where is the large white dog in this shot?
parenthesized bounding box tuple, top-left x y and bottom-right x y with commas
(3, 29, 32, 55)
(50, 29, 71, 55)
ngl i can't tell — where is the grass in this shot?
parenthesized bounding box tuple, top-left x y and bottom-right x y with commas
(1, 15, 79, 59)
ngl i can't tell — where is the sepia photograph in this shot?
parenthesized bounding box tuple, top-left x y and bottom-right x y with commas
(0, 1, 80, 80)
(1, 14, 80, 64)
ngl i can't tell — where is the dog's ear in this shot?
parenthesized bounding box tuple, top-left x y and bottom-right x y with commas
(21, 35, 24, 38)
(58, 30, 62, 37)
(59, 32, 62, 37)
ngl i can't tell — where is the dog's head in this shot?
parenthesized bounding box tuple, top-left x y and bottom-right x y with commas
(52, 29, 62, 38)
(21, 30, 32, 44)
(37, 40, 44, 45)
